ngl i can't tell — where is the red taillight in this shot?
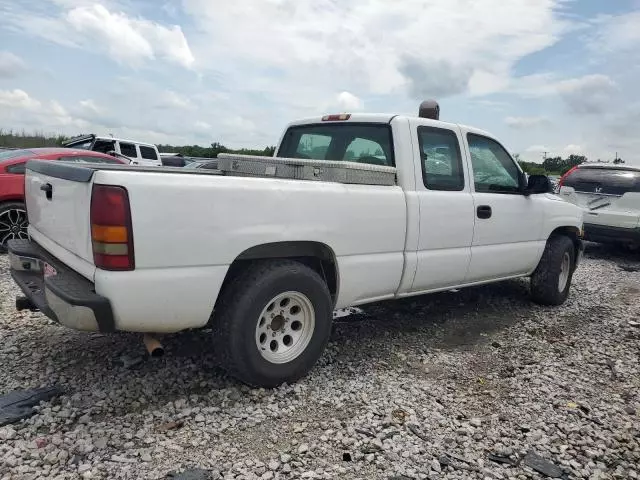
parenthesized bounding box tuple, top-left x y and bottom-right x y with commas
(322, 114, 351, 121)
(90, 185, 134, 271)
(558, 166, 579, 188)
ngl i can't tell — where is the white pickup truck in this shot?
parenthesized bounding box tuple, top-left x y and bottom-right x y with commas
(8, 102, 584, 387)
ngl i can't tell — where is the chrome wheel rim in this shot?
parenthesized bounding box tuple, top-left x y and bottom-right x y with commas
(558, 252, 571, 292)
(255, 291, 315, 364)
(0, 208, 28, 247)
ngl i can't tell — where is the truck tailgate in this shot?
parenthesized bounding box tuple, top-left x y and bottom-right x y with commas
(25, 161, 95, 278)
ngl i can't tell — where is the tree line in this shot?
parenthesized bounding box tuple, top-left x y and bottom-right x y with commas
(156, 141, 276, 158)
(515, 154, 625, 176)
(0, 130, 276, 158)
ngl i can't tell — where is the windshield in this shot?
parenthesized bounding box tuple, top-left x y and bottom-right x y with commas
(564, 167, 640, 195)
(0, 149, 34, 162)
(277, 123, 394, 167)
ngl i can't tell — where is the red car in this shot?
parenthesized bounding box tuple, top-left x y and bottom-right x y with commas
(0, 148, 128, 251)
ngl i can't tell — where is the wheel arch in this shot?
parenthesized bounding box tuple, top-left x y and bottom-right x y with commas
(0, 197, 26, 206)
(218, 241, 340, 307)
(549, 225, 582, 264)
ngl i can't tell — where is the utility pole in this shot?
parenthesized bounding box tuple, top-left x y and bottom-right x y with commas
(542, 151, 548, 160)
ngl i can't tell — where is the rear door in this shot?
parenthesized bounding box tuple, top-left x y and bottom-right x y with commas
(559, 166, 640, 229)
(463, 131, 545, 282)
(409, 121, 474, 292)
(138, 145, 161, 166)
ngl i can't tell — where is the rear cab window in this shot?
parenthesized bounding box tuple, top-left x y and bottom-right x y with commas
(563, 167, 640, 195)
(277, 123, 394, 167)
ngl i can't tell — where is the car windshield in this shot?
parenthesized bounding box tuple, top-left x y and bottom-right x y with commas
(277, 123, 395, 167)
(564, 167, 640, 195)
(0, 149, 34, 162)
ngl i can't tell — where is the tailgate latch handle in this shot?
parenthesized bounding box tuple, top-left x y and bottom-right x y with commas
(40, 183, 53, 200)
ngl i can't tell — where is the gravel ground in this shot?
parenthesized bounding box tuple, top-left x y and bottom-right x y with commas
(0, 245, 639, 480)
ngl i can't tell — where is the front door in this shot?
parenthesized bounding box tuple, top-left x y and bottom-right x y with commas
(464, 132, 545, 282)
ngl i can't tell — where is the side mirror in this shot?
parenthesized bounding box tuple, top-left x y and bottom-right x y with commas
(526, 174, 552, 195)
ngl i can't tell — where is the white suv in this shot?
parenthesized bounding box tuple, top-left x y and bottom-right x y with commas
(559, 164, 640, 249)
(63, 134, 162, 167)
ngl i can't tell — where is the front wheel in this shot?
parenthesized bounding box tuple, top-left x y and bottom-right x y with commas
(530, 235, 576, 306)
(213, 260, 333, 387)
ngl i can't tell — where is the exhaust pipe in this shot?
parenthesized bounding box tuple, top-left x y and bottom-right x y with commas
(143, 334, 164, 357)
(16, 296, 37, 312)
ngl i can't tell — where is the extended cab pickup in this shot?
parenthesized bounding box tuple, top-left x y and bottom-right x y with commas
(8, 104, 584, 387)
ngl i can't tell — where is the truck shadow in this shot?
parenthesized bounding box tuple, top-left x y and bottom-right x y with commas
(21, 278, 537, 405)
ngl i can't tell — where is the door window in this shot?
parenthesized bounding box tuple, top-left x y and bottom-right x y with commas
(119, 142, 138, 158)
(467, 134, 521, 194)
(139, 145, 159, 160)
(418, 127, 464, 191)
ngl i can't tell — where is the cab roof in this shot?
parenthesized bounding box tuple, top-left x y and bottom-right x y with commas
(285, 113, 494, 138)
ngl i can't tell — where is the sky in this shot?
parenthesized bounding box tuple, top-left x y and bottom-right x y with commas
(0, 0, 638, 164)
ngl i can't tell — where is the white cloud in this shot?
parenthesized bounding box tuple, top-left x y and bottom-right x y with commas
(3, 3, 194, 68)
(0, 89, 90, 130)
(555, 74, 617, 114)
(0, 51, 27, 78)
(587, 11, 640, 56)
(183, 0, 569, 100)
(0, 89, 41, 110)
(563, 144, 584, 154)
(505, 116, 550, 128)
(194, 121, 211, 131)
(335, 92, 363, 111)
(152, 91, 193, 110)
(526, 145, 549, 153)
(511, 73, 618, 115)
(79, 99, 100, 114)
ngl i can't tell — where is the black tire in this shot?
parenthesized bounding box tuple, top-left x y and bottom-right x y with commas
(213, 260, 333, 388)
(530, 235, 576, 306)
(0, 201, 28, 253)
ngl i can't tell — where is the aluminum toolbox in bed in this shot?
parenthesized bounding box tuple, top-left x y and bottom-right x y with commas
(216, 154, 397, 186)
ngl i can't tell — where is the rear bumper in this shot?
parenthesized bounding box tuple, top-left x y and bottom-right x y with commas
(583, 223, 640, 245)
(7, 239, 115, 332)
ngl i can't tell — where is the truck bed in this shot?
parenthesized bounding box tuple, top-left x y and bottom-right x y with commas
(22, 159, 408, 332)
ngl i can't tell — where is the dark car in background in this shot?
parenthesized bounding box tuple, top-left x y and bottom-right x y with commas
(0, 148, 128, 251)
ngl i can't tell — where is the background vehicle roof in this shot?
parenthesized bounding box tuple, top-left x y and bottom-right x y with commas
(0, 147, 118, 163)
(577, 163, 640, 171)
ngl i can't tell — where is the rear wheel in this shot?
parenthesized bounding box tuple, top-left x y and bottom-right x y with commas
(530, 235, 576, 305)
(213, 260, 333, 387)
(0, 202, 28, 253)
